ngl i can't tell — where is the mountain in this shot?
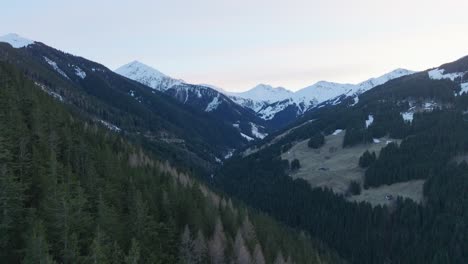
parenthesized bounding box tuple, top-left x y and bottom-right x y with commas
(229, 84, 293, 110)
(115, 60, 270, 141)
(115, 60, 182, 91)
(0, 33, 260, 172)
(0, 60, 342, 264)
(214, 56, 468, 264)
(0, 33, 34, 48)
(253, 68, 415, 129)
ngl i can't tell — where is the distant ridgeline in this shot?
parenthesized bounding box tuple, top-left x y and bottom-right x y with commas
(0, 62, 342, 263)
(216, 59, 468, 263)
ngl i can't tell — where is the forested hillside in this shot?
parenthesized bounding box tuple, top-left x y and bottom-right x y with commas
(216, 65, 468, 263)
(0, 41, 252, 176)
(0, 62, 341, 263)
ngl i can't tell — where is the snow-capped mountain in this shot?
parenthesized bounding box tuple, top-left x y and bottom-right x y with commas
(115, 61, 270, 140)
(220, 68, 415, 127)
(227, 84, 293, 112)
(230, 84, 293, 103)
(0, 33, 35, 48)
(253, 68, 415, 126)
(115, 61, 183, 91)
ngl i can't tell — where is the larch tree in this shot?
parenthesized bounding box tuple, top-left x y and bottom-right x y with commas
(234, 230, 252, 264)
(253, 244, 266, 264)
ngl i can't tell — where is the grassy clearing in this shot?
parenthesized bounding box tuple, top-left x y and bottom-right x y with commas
(281, 131, 424, 206)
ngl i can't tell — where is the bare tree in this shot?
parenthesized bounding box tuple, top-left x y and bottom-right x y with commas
(234, 230, 252, 264)
(193, 229, 207, 264)
(253, 244, 265, 264)
(241, 215, 256, 244)
(179, 225, 195, 264)
(208, 219, 226, 264)
(274, 251, 286, 264)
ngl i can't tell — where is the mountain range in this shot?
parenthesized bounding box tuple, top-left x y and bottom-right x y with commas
(113, 58, 415, 130)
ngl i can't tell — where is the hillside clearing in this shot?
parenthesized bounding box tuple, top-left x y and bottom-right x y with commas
(281, 131, 424, 206)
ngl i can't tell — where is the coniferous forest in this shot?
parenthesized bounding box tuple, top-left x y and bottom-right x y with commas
(215, 73, 468, 264)
(0, 62, 342, 263)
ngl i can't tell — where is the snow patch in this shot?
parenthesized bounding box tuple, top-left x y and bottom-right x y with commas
(458, 83, 468, 95)
(74, 66, 86, 79)
(401, 112, 414, 122)
(365, 115, 374, 128)
(332, 129, 343, 135)
(373, 138, 381, 143)
(428, 68, 464, 81)
(98, 120, 121, 132)
(240, 133, 254, 141)
(224, 150, 234, 159)
(0, 33, 34, 48)
(250, 123, 267, 139)
(34, 82, 64, 102)
(205, 95, 221, 112)
(44, 57, 69, 79)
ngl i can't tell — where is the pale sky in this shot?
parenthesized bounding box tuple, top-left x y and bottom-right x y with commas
(2, 0, 468, 92)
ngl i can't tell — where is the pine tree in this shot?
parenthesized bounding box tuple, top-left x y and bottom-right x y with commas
(0, 135, 25, 260)
(22, 220, 56, 264)
(125, 238, 140, 264)
(89, 228, 111, 264)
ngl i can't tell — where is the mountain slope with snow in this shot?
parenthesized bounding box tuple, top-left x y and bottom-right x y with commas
(116, 61, 271, 140)
(255, 69, 416, 124)
(115, 61, 182, 91)
(0, 33, 35, 48)
(230, 84, 293, 102)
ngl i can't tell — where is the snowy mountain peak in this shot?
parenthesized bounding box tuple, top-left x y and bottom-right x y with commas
(229, 83, 293, 103)
(0, 33, 35, 48)
(115, 61, 183, 91)
(358, 68, 415, 91)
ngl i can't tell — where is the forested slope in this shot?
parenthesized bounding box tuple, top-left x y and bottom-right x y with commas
(216, 64, 468, 263)
(0, 62, 341, 263)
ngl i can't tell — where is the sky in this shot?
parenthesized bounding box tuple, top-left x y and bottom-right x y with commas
(2, 0, 468, 92)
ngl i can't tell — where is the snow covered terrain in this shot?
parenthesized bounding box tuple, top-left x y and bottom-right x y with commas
(252, 68, 415, 120)
(43, 57, 69, 79)
(205, 95, 221, 112)
(0, 33, 35, 48)
(427, 67, 468, 96)
(115, 61, 182, 91)
(366, 115, 374, 128)
(428, 68, 464, 81)
(229, 84, 293, 103)
(74, 66, 86, 79)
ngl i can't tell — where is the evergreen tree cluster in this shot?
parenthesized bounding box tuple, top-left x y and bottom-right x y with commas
(358, 150, 376, 168)
(307, 134, 325, 149)
(364, 110, 468, 187)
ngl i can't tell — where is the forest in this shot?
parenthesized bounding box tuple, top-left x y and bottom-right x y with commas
(0, 62, 342, 263)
